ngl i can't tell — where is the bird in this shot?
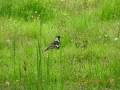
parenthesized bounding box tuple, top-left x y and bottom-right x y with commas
(44, 36, 63, 52)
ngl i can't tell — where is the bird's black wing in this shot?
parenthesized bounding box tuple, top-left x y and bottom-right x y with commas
(51, 41, 60, 49)
(44, 41, 59, 51)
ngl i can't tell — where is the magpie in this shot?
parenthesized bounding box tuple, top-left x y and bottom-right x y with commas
(44, 36, 63, 52)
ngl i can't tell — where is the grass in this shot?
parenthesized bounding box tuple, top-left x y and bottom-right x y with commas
(0, 0, 120, 90)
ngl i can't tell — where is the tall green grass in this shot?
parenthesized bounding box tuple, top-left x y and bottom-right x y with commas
(0, 0, 54, 21)
(100, 0, 120, 20)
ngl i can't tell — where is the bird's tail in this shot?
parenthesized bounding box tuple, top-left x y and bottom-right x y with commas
(44, 47, 49, 52)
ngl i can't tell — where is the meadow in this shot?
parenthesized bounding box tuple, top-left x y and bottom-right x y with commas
(0, 0, 120, 90)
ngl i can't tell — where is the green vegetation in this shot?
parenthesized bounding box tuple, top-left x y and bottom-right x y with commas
(0, 0, 120, 89)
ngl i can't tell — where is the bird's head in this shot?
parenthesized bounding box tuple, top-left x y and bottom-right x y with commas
(55, 36, 63, 42)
